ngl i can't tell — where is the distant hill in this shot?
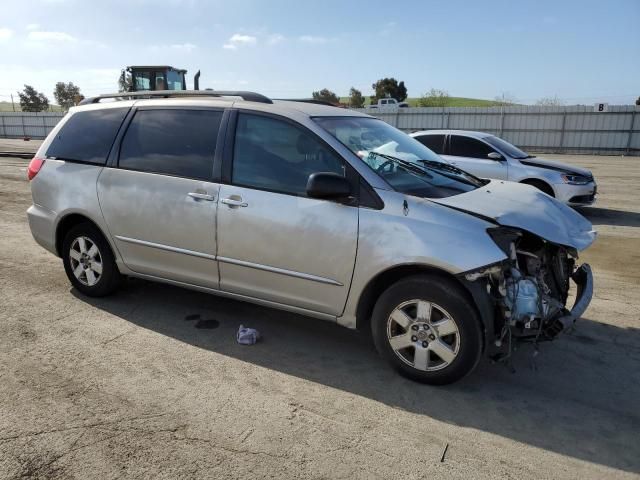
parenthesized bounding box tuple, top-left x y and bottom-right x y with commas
(339, 96, 509, 107)
(0, 102, 64, 112)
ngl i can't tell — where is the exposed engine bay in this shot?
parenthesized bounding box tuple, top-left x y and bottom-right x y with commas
(465, 227, 594, 356)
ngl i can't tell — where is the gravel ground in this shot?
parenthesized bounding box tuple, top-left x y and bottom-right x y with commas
(0, 154, 639, 479)
(0, 139, 42, 157)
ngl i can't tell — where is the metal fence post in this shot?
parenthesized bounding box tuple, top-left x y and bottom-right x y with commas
(558, 109, 567, 154)
(626, 110, 636, 155)
(499, 107, 505, 136)
(21, 114, 26, 138)
(0, 115, 5, 138)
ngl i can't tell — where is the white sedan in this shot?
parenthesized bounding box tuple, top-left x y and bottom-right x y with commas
(410, 130, 597, 206)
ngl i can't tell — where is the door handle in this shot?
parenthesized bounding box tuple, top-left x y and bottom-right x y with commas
(188, 192, 215, 201)
(221, 197, 248, 208)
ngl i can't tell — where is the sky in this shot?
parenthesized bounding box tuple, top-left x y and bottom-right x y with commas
(0, 0, 638, 105)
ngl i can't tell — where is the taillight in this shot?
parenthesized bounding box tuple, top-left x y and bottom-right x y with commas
(27, 157, 45, 181)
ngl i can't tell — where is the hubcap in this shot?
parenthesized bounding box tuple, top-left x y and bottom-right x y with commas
(386, 299, 460, 372)
(69, 236, 103, 286)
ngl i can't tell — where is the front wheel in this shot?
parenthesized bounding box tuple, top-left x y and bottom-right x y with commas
(371, 275, 483, 385)
(521, 179, 555, 197)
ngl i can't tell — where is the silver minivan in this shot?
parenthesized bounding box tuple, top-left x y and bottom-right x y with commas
(27, 91, 595, 384)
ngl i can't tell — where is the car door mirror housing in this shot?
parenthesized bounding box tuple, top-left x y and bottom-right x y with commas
(306, 172, 352, 200)
(488, 152, 504, 161)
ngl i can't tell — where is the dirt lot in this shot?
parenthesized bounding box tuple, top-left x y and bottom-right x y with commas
(1, 153, 639, 479)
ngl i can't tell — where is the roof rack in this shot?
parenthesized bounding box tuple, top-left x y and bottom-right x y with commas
(274, 98, 338, 107)
(79, 90, 273, 105)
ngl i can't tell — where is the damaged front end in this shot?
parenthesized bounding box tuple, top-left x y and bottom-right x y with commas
(464, 227, 594, 356)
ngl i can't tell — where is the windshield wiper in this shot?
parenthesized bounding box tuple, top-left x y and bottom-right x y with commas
(416, 159, 484, 186)
(417, 159, 465, 175)
(366, 151, 433, 178)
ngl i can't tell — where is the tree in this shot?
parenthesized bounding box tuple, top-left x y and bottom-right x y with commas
(118, 70, 132, 92)
(312, 88, 340, 104)
(418, 88, 450, 107)
(635, 96, 640, 106)
(348, 87, 365, 108)
(536, 95, 564, 106)
(371, 78, 407, 103)
(53, 82, 82, 111)
(18, 85, 49, 112)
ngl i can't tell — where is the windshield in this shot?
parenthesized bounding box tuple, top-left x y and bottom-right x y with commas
(483, 135, 530, 159)
(313, 116, 485, 198)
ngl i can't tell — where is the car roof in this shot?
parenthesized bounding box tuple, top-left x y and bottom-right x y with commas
(411, 129, 494, 138)
(272, 100, 368, 117)
(70, 96, 370, 119)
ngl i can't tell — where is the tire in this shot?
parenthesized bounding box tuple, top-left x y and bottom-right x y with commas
(521, 179, 554, 197)
(62, 222, 121, 297)
(371, 275, 483, 385)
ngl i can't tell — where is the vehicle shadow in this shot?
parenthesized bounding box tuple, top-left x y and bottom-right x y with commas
(577, 206, 640, 227)
(72, 279, 640, 474)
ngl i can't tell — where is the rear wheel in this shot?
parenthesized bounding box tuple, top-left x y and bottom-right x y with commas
(371, 275, 482, 385)
(62, 223, 121, 297)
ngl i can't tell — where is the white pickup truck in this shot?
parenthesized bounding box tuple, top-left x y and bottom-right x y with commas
(369, 98, 409, 109)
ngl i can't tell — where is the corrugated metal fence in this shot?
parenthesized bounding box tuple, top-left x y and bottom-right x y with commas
(355, 105, 640, 156)
(1, 106, 639, 155)
(0, 112, 65, 140)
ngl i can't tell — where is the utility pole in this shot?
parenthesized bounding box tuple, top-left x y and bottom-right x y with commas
(10, 93, 16, 112)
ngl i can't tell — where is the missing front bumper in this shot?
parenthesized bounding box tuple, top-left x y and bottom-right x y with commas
(545, 263, 594, 336)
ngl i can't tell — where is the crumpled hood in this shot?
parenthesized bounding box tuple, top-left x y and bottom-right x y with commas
(519, 156, 593, 177)
(431, 180, 596, 251)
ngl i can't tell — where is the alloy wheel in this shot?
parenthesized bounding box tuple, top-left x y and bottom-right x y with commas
(69, 236, 103, 287)
(386, 299, 460, 371)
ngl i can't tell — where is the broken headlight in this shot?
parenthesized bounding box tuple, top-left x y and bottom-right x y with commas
(487, 227, 523, 256)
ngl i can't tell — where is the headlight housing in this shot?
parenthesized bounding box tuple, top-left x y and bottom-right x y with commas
(561, 173, 591, 185)
(487, 227, 522, 256)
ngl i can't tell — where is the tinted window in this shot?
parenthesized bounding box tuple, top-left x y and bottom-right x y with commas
(119, 109, 222, 180)
(46, 108, 128, 165)
(232, 114, 345, 196)
(483, 135, 529, 159)
(415, 134, 445, 154)
(450, 135, 495, 159)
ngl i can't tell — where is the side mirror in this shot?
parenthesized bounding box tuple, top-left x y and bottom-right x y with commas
(488, 152, 504, 161)
(306, 172, 352, 200)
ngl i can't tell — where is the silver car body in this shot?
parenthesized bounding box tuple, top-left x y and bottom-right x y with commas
(27, 97, 595, 342)
(410, 130, 597, 206)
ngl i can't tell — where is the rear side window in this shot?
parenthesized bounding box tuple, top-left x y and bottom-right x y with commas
(415, 134, 445, 154)
(450, 135, 495, 159)
(119, 109, 222, 180)
(46, 108, 128, 164)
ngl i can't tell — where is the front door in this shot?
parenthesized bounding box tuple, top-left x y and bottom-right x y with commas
(443, 134, 508, 180)
(98, 108, 224, 288)
(216, 112, 358, 315)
